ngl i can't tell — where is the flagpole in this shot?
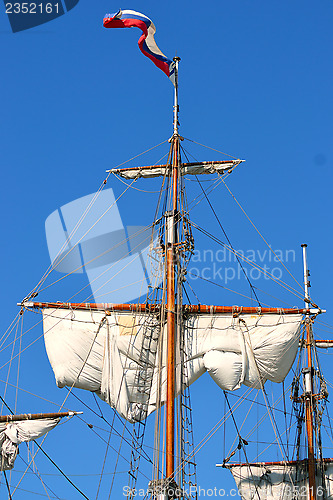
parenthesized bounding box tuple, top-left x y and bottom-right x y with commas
(173, 57, 180, 135)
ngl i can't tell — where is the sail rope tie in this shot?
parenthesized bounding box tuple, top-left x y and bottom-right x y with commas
(222, 436, 249, 466)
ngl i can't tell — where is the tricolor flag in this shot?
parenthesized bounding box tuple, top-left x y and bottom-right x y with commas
(103, 9, 175, 86)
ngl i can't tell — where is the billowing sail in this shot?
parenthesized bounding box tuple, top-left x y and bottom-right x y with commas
(42, 305, 302, 423)
(0, 418, 60, 470)
(227, 460, 333, 500)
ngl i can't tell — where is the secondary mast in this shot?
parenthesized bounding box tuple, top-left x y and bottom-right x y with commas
(302, 243, 317, 500)
(166, 56, 181, 489)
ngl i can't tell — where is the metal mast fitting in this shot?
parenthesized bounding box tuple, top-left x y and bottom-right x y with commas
(301, 244, 316, 500)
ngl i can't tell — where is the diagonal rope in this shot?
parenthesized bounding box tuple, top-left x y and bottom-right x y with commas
(180, 144, 261, 305)
(20, 139, 169, 304)
(183, 137, 239, 159)
(191, 221, 305, 301)
(219, 176, 304, 291)
(3, 471, 13, 500)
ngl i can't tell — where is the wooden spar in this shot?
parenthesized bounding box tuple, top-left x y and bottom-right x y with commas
(301, 244, 316, 500)
(315, 340, 333, 347)
(23, 301, 323, 316)
(0, 411, 81, 423)
(166, 56, 181, 484)
(221, 458, 333, 467)
(107, 160, 241, 175)
(183, 305, 316, 315)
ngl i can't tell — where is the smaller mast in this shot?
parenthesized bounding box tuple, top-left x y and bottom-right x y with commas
(301, 244, 317, 500)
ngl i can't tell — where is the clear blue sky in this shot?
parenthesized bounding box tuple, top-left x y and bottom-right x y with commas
(1, 1, 333, 498)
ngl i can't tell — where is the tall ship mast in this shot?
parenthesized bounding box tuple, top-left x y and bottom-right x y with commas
(223, 244, 332, 500)
(1, 9, 332, 500)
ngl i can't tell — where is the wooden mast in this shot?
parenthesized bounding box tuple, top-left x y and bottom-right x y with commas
(302, 244, 317, 500)
(166, 56, 181, 488)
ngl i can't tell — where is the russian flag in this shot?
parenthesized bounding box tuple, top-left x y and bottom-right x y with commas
(103, 9, 175, 86)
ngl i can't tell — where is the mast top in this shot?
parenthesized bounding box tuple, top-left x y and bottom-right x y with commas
(173, 56, 181, 137)
(302, 243, 311, 310)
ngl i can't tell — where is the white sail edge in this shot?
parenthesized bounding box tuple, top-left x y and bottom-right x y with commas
(225, 461, 333, 500)
(41, 307, 302, 423)
(107, 160, 244, 179)
(0, 418, 60, 471)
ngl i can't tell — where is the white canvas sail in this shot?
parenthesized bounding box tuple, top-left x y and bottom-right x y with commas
(227, 461, 333, 500)
(0, 418, 60, 470)
(42, 307, 302, 423)
(108, 160, 243, 179)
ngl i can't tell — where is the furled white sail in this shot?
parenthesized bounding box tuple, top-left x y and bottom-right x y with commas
(0, 418, 60, 470)
(108, 160, 243, 179)
(42, 308, 302, 422)
(315, 340, 333, 349)
(227, 461, 333, 500)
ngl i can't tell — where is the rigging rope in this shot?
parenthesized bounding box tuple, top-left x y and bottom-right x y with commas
(33, 443, 90, 500)
(191, 220, 305, 301)
(180, 143, 306, 304)
(21, 139, 169, 304)
(183, 137, 239, 160)
(168, 387, 256, 484)
(180, 144, 261, 305)
(219, 175, 304, 292)
(238, 318, 296, 486)
(188, 272, 272, 306)
(193, 173, 262, 306)
(3, 471, 13, 500)
(223, 391, 261, 500)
